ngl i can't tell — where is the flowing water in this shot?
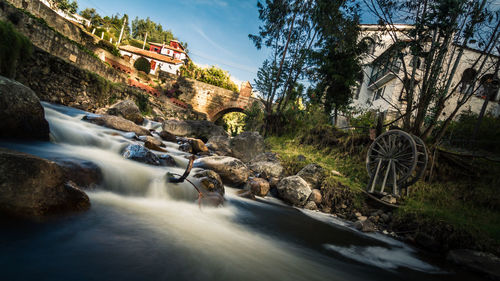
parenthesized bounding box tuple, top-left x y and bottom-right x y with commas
(0, 103, 486, 281)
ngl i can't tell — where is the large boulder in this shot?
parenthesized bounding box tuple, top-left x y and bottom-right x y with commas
(230, 132, 265, 163)
(121, 144, 161, 166)
(83, 114, 151, 136)
(107, 100, 144, 125)
(194, 156, 250, 186)
(277, 176, 312, 207)
(51, 157, 103, 189)
(297, 163, 326, 189)
(0, 148, 90, 217)
(162, 119, 227, 141)
(206, 135, 232, 156)
(192, 169, 225, 196)
(0, 75, 50, 140)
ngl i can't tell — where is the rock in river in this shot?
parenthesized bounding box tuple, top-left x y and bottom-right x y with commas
(192, 169, 225, 196)
(83, 114, 150, 136)
(230, 131, 265, 163)
(206, 135, 232, 156)
(277, 176, 312, 207)
(246, 177, 270, 197)
(0, 148, 90, 217)
(194, 156, 250, 186)
(0, 75, 50, 140)
(122, 144, 161, 166)
(107, 100, 144, 125)
(297, 163, 326, 189)
(163, 119, 227, 141)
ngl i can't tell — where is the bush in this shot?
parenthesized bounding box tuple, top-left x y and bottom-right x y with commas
(441, 111, 500, 153)
(137, 70, 150, 81)
(96, 40, 120, 57)
(0, 20, 32, 78)
(134, 57, 150, 73)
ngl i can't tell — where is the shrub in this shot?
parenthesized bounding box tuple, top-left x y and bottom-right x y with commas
(96, 40, 120, 57)
(441, 111, 500, 153)
(137, 70, 150, 81)
(134, 57, 150, 73)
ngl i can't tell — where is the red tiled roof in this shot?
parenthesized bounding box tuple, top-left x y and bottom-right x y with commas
(119, 45, 184, 64)
(149, 41, 186, 54)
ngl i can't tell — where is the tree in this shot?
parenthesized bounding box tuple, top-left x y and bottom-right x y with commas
(131, 17, 175, 43)
(363, 0, 500, 142)
(309, 0, 363, 124)
(250, 0, 362, 135)
(53, 0, 78, 14)
(134, 57, 151, 73)
(80, 8, 102, 26)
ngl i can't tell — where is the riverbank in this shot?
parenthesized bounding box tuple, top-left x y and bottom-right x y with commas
(266, 135, 500, 257)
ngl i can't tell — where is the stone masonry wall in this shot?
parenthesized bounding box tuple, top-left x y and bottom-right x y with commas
(15, 46, 203, 120)
(0, 0, 125, 83)
(6, 0, 96, 47)
(160, 72, 255, 120)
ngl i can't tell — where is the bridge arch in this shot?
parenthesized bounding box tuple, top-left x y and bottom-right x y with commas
(209, 106, 246, 122)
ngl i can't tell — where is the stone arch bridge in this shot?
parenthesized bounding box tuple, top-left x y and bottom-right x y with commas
(161, 74, 260, 121)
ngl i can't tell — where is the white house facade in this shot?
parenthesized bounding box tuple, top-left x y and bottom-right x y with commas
(118, 45, 184, 75)
(353, 24, 500, 121)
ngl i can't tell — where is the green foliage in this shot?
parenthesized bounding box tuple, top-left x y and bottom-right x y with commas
(0, 20, 32, 78)
(180, 61, 239, 91)
(440, 111, 500, 153)
(126, 38, 150, 50)
(54, 0, 78, 14)
(96, 40, 120, 57)
(221, 112, 246, 136)
(133, 57, 150, 73)
(244, 101, 265, 132)
(348, 110, 377, 134)
(135, 93, 151, 116)
(131, 17, 174, 44)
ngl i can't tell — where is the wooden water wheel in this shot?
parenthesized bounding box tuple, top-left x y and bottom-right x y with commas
(366, 130, 428, 196)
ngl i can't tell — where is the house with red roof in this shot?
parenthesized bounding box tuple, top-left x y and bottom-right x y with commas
(118, 45, 185, 75)
(149, 40, 187, 61)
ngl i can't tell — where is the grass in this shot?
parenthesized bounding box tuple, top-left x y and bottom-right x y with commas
(267, 134, 500, 251)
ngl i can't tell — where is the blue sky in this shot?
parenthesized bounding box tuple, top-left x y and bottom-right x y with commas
(76, 0, 270, 87)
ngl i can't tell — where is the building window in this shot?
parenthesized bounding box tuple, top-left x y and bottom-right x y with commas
(374, 86, 385, 101)
(460, 68, 477, 95)
(361, 37, 376, 55)
(355, 71, 364, 100)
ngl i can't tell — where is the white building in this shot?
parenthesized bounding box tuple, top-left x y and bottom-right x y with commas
(118, 45, 185, 75)
(353, 24, 500, 121)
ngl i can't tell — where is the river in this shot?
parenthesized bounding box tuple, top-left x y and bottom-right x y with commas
(0, 103, 486, 281)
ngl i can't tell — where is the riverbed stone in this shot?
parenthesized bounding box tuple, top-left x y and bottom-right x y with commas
(0, 148, 90, 217)
(189, 138, 209, 153)
(159, 130, 177, 142)
(277, 175, 312, 207)
(297, 163, 326, 189)
(83, 114, 151, 136)
(0, 75, 50, 140)
(158, 154, 177, 167)
(206, 135, 232, 156)
(304, 201, 318, 210)
(248, 161, 283, 179)
(192, 169, 225, 196)
(107, 100, 144, 125)
(194, 156, 250, 186)
(309, 189, 322, 205)
(121, 144, 160, 166)
(230, 131, 265, 163)
(162, 119, 227, 141)
(52, 157, 102, 189)
(354, 219, 376, 232)
(246, 177, 270, 197)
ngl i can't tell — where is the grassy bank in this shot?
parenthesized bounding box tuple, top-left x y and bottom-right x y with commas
(267, 135, 500, 253)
